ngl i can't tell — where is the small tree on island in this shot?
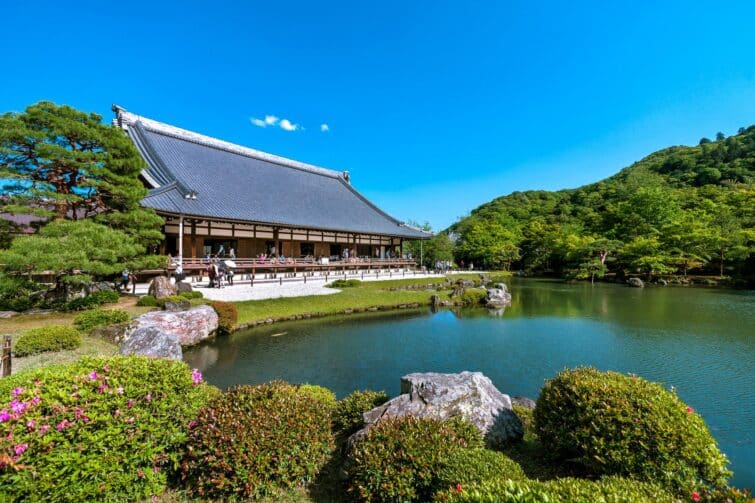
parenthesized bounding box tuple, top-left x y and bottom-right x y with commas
(0, 101, 164, 290)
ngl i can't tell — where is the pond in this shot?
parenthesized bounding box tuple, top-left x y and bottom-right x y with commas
(184, 278, 755, 487)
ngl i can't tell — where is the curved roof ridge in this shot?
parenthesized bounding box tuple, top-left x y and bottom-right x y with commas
(113, 105, 344, 180)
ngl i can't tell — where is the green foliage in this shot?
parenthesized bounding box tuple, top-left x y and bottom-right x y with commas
(511, 405, 534, 434)
(153, 292, 204, 307)
(181, 381, 335, 500)
(328, 278, 362, 288)
(460, 288, 487, 306)
(333, 390, 390, 435)
(180, 291, 203, 299)
(0, 356, 217, 502)
(298, 384, 338, 411)
(533, 367, 731, 493)
(73, 308, 130, 333)
(434, 475, 674, 502)
(136, 294, 158, 307)
(434, 449, 526, 490)
(347, 416, 484, 502)
(450, 127, 755, 280)
(14, 325, 82, 356)
(63, 289, 121, 311)
(0, 274, 40, 312)
(210, 301, 238, 336)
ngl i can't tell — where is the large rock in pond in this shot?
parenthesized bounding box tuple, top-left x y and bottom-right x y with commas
(148, 276, 177, 299)
(627, 277, 645, 288)
(119, 326, 182, 360)
(486, 283, 512, 308)
(356, 371, 523, 448)
(128, 305, 218, 347)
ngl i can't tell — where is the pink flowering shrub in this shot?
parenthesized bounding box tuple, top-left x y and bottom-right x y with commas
(0, 356, 219, 502)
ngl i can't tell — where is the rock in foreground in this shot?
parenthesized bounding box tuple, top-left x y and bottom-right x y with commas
(128, 305, 218, 346)
(357, 371, 523, 448)
(119, 326, 182, 360)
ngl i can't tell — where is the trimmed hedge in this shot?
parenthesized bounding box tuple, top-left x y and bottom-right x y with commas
(0, 356, 218, 502)
(460, 288, 487, 306)
(299, 383, 338, 411)
(328, 279, 362, 288)
(210, 301, 238, 335)
(435, 449, 526, 490)
(64, 290, 120, 311)
(434, 475, 674, 502)
(181, 381, 335, 499)
(14, 326, 81, 356)
(512, 405, 534, 434)
(73, 308, 130, 333)
(348, 416, 484, 502)
(333, 389, 389, 435)
(136, 294, 159, 307)
(534, 367, 731, 493)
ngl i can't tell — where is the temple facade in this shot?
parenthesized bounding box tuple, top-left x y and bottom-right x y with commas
(113, 105, 430, 269)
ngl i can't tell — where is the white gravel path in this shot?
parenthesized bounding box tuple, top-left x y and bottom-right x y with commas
(133, 270, 451, 302)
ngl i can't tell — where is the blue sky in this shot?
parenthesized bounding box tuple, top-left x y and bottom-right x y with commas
(2, 1, 754, 229)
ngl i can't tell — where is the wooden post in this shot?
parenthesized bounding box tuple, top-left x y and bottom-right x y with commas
(2, 334, 11, 377)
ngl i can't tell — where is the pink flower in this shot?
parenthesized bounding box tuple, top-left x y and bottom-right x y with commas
(0, 410, 10, 422)
(113, 409, 120, 418)
(13, 444, 28, 456)
(39, 424, 50, 434)
(98, 384, 108, 393)
(12, 387, 24, 398)
(31, 396, 41, 405)
(692, 490, 700, 501)
(187, 420, 197, 428)
(127, 399, 134, 408)
(126, 417, 135, 423)
(27, 420, 36, 430)
(88, 370, 98, 381)
(57, 419, 72, 431)
(455, 483, 463, 493)
(10, 400, 26, 414)
(145, 394, 152, 402)
(686, 406, 694, 414)
(116, 387, 124, 395)
(191, 369, 203, 385)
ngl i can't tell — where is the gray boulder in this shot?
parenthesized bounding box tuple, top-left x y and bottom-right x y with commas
(163, 300, 191, 311)
(486, 283, 512, 308)
(0, 311, 19, 319)
(627, 277, 645, 288)
(512, 396, 536, 410)
(119, 326, 182, 360)
(90, 322, 132, 345)
(176, 281, 193, 294)
(128, 305, 219, 346)
(356, 371, 523, 448)
(148, 276, 177, 299)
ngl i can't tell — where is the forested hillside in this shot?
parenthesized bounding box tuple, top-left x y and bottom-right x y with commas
(449, 127, 755, 282)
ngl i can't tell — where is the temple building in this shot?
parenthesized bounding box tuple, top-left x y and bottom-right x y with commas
(112, 105, 430, 268)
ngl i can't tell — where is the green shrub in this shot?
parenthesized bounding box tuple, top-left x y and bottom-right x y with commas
(210, 301, 238, 335)
(73, 308, 130, 333)
(328, 278, 362, 288)
(181, 381, 335, 500)
(334, 390, 389, 435)
(0, 274, 39, 312)
(512, 405, 534, 434)
(434, 475, 674, 502)
(0, 356, 218, 502)
(63, 290, 120, 311)
(460, 288, 487, 306)
(14, 326, 81, 356)
(347, 416, 483, 502)
(298, 383, 338, 411)
(534, 367, 731, 493)
(434, 449, 525, 491)
(181, 291, 203, 299)
(136, 294, 158, 307)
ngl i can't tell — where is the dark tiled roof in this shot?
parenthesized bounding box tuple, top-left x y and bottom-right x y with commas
(114, 106, 430, 239)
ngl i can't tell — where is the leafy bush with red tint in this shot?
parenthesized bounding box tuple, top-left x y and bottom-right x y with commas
(181, 381, 335, 500)
(347, 416, 483, 502)
(0, 356, 218, 502)
(333, 389, 389, 435)
(534, 367, 730, 494)
(210, 301, 238, 335)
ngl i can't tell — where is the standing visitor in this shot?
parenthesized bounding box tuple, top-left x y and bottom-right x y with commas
(229, 247, 236, 259)
(175, 263, 184, 283)
(207, 263, 216, 288)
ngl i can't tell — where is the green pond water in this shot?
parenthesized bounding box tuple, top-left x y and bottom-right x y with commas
(184, 278, 755, 487)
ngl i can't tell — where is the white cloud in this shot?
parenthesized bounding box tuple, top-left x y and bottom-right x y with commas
(320, 123, 330, 132)
(250, 118, 267, 127)
(279, 119, 301, 131)
(264, 115, 279, 126)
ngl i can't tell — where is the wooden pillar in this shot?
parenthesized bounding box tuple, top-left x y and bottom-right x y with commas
(178, 214, 184, 268)
(191, 221, 197, 259)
